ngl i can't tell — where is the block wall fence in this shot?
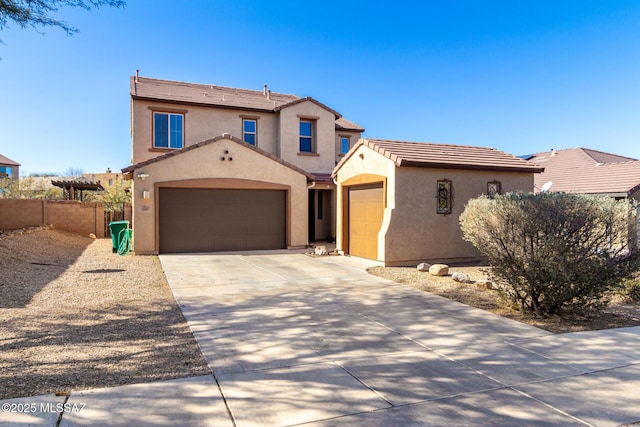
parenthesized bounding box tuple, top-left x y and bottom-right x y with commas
(0, 200, 131, 238)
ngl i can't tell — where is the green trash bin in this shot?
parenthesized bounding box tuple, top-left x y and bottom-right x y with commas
(109, 220, 130, 253)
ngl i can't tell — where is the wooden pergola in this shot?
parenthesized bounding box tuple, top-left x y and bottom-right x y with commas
(52, 178, 104, 201)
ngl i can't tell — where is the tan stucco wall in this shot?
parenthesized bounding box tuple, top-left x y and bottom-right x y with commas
(384, 167, 534, 266)
(335, 131, 361, 165)
(278, 100, 338, 173)
(82, 172, 130, 189)
(130, 137, 309, 254)
(131, 100, 279, 165)
(334, 144, 397, 261)
(334, 144, 536, 266)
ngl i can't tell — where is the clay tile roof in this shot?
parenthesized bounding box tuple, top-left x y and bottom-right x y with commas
(121, 134, 314, 182)
(334, 138, 544, 175)
(131, 76, 299, 111)
(131, 76, 362, 132)
(310, 172, 334, 184)
(335, 117, 365, 132)
(0, 154, 20, 166)
(529, 148, 640, 195)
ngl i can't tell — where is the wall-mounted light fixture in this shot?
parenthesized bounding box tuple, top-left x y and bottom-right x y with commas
(142, 190, 150, 201)
(137, 173, 149, 180)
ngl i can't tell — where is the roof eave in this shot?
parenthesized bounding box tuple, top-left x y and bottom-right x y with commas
(131, 95, 279, 114)
(398, 160, 545, 174)
(336, 124, 365, 132)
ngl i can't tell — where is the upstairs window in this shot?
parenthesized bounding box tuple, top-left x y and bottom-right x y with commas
(340, 137, 350, 154)
(299, 120, 313, 153)
(154, 112, 183, 149)
(243, 119, 257, 146)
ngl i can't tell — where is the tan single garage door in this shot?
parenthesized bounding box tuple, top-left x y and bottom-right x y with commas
(159, 188, 286, 253)
(349, 184, 384, 260)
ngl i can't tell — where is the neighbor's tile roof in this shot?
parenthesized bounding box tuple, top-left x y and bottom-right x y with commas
(0, 154, 20, 166)
(334, 138, 544, 175)
(131, 76, 364, 130)
(529, 148, 640, 195)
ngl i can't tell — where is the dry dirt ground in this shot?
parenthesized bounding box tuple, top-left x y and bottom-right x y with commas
(0, 227, 209, 400)
(368, 265, 640, 334)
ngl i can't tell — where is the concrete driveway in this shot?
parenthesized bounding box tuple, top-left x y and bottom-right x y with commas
(159, 250, 640, 426)
(12, 250, 637, 426)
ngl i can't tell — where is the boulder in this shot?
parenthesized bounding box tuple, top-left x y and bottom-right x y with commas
(475, 279, 493, 289)
(314, 246, 328, 256)
(452, 272, 471, 283)
(417, 262, 431, 272)
(429, 264, 449, 276)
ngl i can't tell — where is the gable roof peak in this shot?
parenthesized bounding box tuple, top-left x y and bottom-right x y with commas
(274, 96, 342, 119)
(122, 134, 313, 181)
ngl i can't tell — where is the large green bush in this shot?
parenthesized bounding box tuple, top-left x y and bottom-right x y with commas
(460, 192, 639, 317)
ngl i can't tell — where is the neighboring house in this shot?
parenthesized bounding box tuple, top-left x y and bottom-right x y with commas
(526, 148, 640, 200)
(123, 75, 363, 254)
(18, 176, 57, 198)
(83, 168, 130, 191)
(0, 154, 20, 180)
(332, 139, 545, 266)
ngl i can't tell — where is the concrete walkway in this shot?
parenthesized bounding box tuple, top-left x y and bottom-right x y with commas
(2, 251, 639, 426)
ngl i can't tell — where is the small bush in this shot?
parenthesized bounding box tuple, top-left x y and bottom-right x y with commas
(460, 192, 639, 317)
(617, 275, 640, 302)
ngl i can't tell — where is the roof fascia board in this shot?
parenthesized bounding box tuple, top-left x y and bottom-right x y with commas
(399, 160, 545, 173)
(131, 95, 279, 114)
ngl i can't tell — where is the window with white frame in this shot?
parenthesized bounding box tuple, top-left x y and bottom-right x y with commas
(299, 120, 314, 153)
(153, 112, 184, 149)
(242, 119, 257, 146)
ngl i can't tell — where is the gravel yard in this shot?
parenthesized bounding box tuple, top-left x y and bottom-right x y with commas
(0, 227, 209, 400)
(368, 265, 640, 333)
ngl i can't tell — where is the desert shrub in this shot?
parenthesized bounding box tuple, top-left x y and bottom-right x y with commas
(99, 181, 131, 212)
(460, 192, 639, 317)
(617, 275, 640, 302)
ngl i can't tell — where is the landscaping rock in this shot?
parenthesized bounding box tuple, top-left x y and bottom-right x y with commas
(475, 279, 494, 289)
(429, 264, 449, 276)
(314, 245, 328, 256)
(452, 272, 472, 283)
(417, 262, 431, 272)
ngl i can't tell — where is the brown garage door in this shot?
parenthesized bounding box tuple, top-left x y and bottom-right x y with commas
(348, 184, 384, 260)
(159, 188, 286, 253)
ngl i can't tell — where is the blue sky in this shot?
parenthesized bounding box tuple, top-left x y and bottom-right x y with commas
(1, 0, 639, 175)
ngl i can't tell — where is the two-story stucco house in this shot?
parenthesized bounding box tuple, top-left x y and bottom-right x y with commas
(122, 75, 363, 254)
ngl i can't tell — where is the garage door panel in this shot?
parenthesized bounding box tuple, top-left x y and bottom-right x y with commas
(349, 184, 384, 260)
(159, 188, 286, 253)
